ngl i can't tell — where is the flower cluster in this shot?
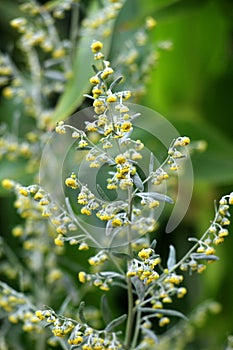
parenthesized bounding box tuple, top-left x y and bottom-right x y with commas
(180, 194, 233, 274)
(126, 246, 187, 330)
(0, 282, 40, 333)
(36, 307, 123, 349)
(114, 16, 170, 98)
(82, 0, 124, 38)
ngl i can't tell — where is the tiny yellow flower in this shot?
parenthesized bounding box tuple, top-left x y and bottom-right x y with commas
(162, 296, 172, 303)
(197, 264, 206, 274)
(101, 67, 114, 79)
(54, 235, 64, 247)
(89, 76, 100, 85)
(229, 193, 233, 205)
(8, 314, 18, 323)
(78, 271, 86, 283)
(10, 17, 27, 29)
(159, 317, 170, 327)
(65, 177, 78, 189)
(12, 226, 23, 237)
(86, 122, 98, 132)
(52, 48, 65, 59)
(127, 270, 137, 277)
(99, 284, 110, 291)
(35, 310, 45, 320)
(115, 154, 127, 164)
(205, 246, 215, 255)
(122, 91, 131, 100)
(1, 179, 14, 190)
(106, 94, 117, 103)
(91, 41, 103, 53)
(218, 228, 229, 237)
(79, 242, 89, 250)
(121, 121, 132, 132)
(78, 140, 88, 148)
(81, 207, 92, 215)
(2, 87, 14, 99)
(138, 248, 153, 260)
(145, 16, 157, 30)
(112, 218, 123, 227)
(177, 287, 187, 298)
(19, 187, 29, 197)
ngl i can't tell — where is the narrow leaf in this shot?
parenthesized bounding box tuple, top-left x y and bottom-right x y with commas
(136, 192, 174, 204)
(150, 239, 157, 250)
(78, 301, 86, 324)
(132, 172, 144, 192)
(167, 245, 176, 270)
(139, 307, 188, 321)
(101, 295, 112, 326)
(110, 76, 123, 90)
(149, 152, 154, 174)
(105, 314, 127, 332)
(191, 253, 219, 261)
(131, 276, 145, 300)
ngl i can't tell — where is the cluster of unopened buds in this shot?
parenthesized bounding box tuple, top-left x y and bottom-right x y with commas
(35, 308, 122, 349)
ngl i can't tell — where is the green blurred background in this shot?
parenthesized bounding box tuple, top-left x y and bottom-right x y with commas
(0, 0, 233, 349)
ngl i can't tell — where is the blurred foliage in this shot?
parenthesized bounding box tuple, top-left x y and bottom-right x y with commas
(0, 0, 232, 349)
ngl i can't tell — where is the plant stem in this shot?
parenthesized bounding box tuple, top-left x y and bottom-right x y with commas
(125, 188, 134, 348)
(131, 309, 142, 348)
(125, 275, 134, 349)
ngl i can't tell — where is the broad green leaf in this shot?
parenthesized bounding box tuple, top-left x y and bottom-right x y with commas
(172, 118, 233, 184)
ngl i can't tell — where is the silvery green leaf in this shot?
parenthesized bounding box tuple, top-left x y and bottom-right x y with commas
(167, 245, 176, 270)
(136, 192, 174, 204)
(139, 307, 188, 321)
(149, 152, 154, 174)
(150, 239, 157, 250)
(110, 76, 123, 90)
(101, 295, 112, 326)
(105, 219, 114, 236)
(131, 276, 145, 300)
(44, 70, 66, 81)
(120, 130, 133, 143)
(78, 301, 86, 324)
(105, 314, 127, 332)
(191, 253, 219, 261)
(132, 172, 144, 192)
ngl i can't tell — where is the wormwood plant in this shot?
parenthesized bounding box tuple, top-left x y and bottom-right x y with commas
(1, 40, 233, 350)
